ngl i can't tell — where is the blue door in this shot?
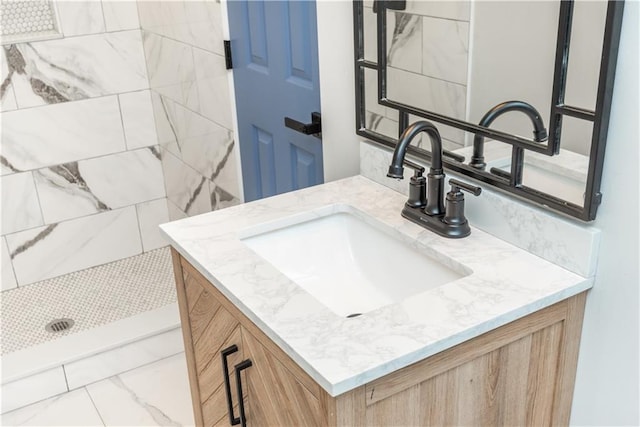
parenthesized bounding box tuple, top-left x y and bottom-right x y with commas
(228, 0, 324, 202)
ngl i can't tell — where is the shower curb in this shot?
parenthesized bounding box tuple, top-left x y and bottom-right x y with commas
(1, 303, 182, 414)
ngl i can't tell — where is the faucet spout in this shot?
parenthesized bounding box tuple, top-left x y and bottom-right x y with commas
(388, 121, 442, 178)
(469, 101, 548, 170)
(387, 121, 444, 215)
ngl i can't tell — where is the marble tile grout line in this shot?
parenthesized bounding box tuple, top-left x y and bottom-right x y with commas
(84, 386, 107, 426)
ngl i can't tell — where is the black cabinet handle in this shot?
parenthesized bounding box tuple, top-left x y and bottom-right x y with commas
(284, 112, 322, 135)
(234, 359, 253, 427)
(221, 345, 240, 426)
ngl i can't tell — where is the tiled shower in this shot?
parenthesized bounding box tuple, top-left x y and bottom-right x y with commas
(0, 0, 240, 412)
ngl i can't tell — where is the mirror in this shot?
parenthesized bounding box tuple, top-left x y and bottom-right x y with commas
(354, 0, 625, 221)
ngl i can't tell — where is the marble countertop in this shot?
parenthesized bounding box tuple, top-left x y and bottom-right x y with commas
(160, 175, 592, 397)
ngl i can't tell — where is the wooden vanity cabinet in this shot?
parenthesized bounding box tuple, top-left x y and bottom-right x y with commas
(172, 249, 587, 427)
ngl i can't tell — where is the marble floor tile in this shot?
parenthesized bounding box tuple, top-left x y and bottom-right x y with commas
(65, 328, 184, 390)
(86, 353, 195, 427)
(0, 367, 68, 415)
(0, 388, 104, 426)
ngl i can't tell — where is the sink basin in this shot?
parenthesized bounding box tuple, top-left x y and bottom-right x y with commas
(240, 205, 468, 317)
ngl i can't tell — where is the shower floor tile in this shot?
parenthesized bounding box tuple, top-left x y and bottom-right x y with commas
(1, 247, 176, 355)
(1, 352, 195, 426)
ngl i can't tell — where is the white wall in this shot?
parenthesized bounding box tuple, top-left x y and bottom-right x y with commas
(316, 0, 360, 182)
(570, 1, 639, 425)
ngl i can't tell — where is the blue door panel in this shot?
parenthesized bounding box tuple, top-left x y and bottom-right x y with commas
(286, 2, 313, 82)
(247, 2, 269, 68)
(254, 126, 276, 198)
(290, 144, 316, 190)
(228, 0, 323, 202)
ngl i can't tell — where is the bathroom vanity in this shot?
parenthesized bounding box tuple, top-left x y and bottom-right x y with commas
(161, 176, 592, 426)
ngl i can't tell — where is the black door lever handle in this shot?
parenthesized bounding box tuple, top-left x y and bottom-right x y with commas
(284, 112, 321, 136)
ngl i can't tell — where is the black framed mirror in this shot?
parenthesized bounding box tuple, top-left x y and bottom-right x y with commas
(353, 0, 625, 221)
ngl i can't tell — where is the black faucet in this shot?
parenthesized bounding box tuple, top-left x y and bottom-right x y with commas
(387, 121, 481, 238)
(469, 101, 548, 171)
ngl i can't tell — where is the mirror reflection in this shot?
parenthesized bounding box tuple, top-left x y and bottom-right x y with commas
(362, 0, 609, 210)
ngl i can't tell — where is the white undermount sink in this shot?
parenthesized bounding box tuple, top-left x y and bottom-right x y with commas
(240, 205, 469, 317)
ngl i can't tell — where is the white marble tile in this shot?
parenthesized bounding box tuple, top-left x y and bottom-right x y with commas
(136, 198, 170, 252)
(102, 0, 140, 32)
(10, 31, 148, 108)
(155, 80, 200, 114)
(386, 67, 467, 145)
(1, 388, 103, 426)
(65, 328, 184, 390)
(137, 1, 187, 31)
(209, 180, 241, 211)
(86, 353, 194, 427)
(161, 149, 211, 217)
(119, 90, 159, 150)
(150, 91, 178, 148)
(387, 12, 422, 74)
(1, 96, 126, 172)
(34, 147, 166, 224)
(153, 94, 236, 188)
(56, 1, 106, 37)
(1, 237, 17, 290)
(1, 83, 17, 112)
(0, 172, 43, 235)
(167, 199, 188, 221)
(5, 206, 142, 285)
(406, 0, 471, 21)
(143, 31, 195, 90)
(387, 67, 466, 119)
(183, 0, 224, 54)
(422, 16, 469, 85)
(1, 48, 18, 112)
(193, 48, 232, 128)
(0, 367, 68, 415)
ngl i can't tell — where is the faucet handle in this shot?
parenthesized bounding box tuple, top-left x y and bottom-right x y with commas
(448, 179, 482, 197)
(444, 179, 481, 228)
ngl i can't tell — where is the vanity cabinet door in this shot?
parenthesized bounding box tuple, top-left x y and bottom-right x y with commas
(178, 263, 245, 427)
(238, 328, 325, 427)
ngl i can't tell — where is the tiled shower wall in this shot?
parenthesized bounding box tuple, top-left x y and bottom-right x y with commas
(137, 0, 241, 221)
(0, 1, 168, 289)
(363, 1, 471, 151)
